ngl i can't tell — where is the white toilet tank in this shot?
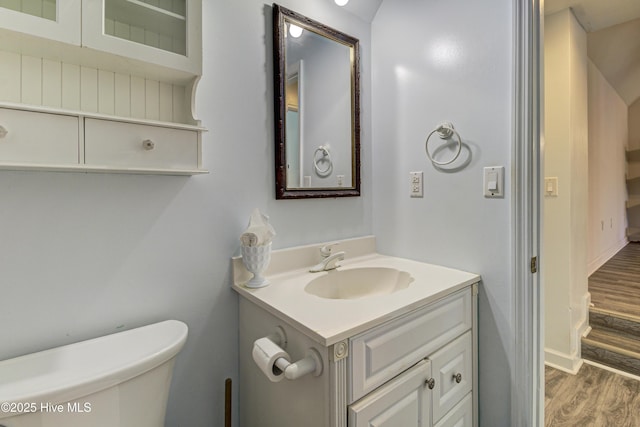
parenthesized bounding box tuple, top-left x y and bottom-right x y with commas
(0, 320, 188, 427)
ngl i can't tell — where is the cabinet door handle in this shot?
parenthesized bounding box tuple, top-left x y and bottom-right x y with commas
(453, 373, 462, 383)
(142, 139, 155, 150)
(425, 378, 435, 389)
(0, 125, 7, 138)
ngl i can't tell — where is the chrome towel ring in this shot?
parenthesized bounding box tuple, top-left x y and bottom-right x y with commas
(313, 145, 333, 176)
(425, 122, 462, 166)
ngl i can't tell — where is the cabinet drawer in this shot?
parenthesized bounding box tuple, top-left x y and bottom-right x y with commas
(348, 359, 431, 427)
(434, 393, 472, 427)
(84, 118, 199, 170)
(0, 108, 79, 165)
(349, 289, 472, 402)
(431, 331, 472, 423)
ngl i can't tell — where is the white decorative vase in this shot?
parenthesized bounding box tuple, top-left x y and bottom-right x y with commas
(241, 243, 272, 288)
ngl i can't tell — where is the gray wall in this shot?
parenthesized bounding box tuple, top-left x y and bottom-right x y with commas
(0, 1, 372, 426)
(371, 0, 514, 425)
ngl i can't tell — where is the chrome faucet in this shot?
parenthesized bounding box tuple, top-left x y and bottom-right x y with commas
(310, 243, 345, 272)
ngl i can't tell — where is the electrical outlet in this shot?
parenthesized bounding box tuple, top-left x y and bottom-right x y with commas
(410, 171, 423, 198)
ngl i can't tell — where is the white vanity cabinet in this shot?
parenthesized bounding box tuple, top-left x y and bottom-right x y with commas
(0, 0, 205, 175)
(238, 284, 478, 427)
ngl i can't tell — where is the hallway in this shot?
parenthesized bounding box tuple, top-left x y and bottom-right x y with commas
(590, 243, 640, 318)
(545, 363, 640, 427)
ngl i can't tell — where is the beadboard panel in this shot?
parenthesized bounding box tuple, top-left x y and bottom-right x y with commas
(0, 51, 20, 102)
(0, 53, 190, 123)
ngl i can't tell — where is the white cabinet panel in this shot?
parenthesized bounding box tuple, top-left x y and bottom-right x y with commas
(430, 331, 473, 423)
(0, 0, 81, 45)
(84, 118, 198, 170)
(0, 107, 78, 164)
(350, 289, 471, 402)
(434, 393, 472, 427)
(349, 359, 432, 427)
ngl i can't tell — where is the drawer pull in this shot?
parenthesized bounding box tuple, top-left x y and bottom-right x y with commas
(142, 139, 155, 150)
(0, 125, 7, 138)
(425, 378, 435, 389)
(453, 373, 462, 383)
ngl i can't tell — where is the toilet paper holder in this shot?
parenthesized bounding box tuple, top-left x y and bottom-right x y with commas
(257, 327, 323, 380)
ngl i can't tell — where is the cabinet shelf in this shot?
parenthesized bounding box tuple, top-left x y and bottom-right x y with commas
(0, 103, 207, 176)
(106, 0, 187, 51)
(0, 162, 208, 176)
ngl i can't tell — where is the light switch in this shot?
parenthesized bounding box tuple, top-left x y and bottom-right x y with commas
(483, 166, 504, 198)
(488, 173, 498, 191)
(544, 177, 558, 196)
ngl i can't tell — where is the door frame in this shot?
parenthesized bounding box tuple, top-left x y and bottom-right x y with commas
(513, 0, 543, 426)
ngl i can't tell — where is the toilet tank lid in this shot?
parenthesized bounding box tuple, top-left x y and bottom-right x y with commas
(0, 320, 188, 409)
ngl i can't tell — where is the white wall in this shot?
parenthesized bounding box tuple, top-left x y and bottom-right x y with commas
(0, 2, 372, 426)
(371, 0, 514, 425)
(543, 9, 589, 373)
(587, 60, 628, 274)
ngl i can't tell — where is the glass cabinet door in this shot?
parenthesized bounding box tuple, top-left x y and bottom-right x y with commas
(0, 0, 57, 20)
(104, 0, 186, 55)
(0, 0, 81, 45)
(82, 0, 201, 76)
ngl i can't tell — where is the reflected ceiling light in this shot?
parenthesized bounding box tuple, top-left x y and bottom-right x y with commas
(289, 24, 303, 38)
(335, 0, 349, 6)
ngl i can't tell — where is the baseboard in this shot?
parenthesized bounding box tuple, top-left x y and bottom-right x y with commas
(545, 293, 591, 373)
(544, 348, 583, 374)
(588, 237, 628, 276)
(575, 292, 591, 341)
(583, 359, 640, 381)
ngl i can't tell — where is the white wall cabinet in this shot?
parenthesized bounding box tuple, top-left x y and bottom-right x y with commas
(0, 0, 205, 175)
(238, 285, 478, 427)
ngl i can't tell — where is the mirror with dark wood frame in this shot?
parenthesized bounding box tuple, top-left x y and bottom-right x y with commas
(273, 4, 360, 199)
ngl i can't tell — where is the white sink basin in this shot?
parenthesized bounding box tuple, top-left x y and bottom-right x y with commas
(304, 267, 414, 300)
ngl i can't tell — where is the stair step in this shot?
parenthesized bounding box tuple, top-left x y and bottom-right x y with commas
(582, 328, 640, 376)
(628, 196, 640, 209)
(590, 307, 640, 339)
(627, 149, 640, 162)
(627, 227, 640, 241)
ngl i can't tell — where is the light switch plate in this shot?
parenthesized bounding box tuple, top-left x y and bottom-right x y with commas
(544, 177, 558, 196)
(483, 166, 504, 198)
(410, 171, 423, 198)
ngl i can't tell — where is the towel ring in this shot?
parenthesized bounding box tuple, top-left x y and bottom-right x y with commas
(425, 122, 462, 166)
(314, 145, 333, 176)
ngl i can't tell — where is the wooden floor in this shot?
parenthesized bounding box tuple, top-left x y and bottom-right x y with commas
(590, 243, 640, 318)
(545, 364, 640, 427)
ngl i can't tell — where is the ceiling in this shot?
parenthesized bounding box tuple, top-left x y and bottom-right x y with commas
(545, 0, 640, 32)
(341, 0, 383, 23)
(546, 0, 640, 105)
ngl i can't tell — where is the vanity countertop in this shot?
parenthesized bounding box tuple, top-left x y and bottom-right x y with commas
(232, 237, 480, 346)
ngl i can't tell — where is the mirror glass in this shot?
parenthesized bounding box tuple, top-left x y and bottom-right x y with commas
(273, 4, 360, 199)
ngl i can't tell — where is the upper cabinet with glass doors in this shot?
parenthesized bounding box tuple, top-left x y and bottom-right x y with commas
(0, 0, 201, 78)
(0, 0, 205, 175)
